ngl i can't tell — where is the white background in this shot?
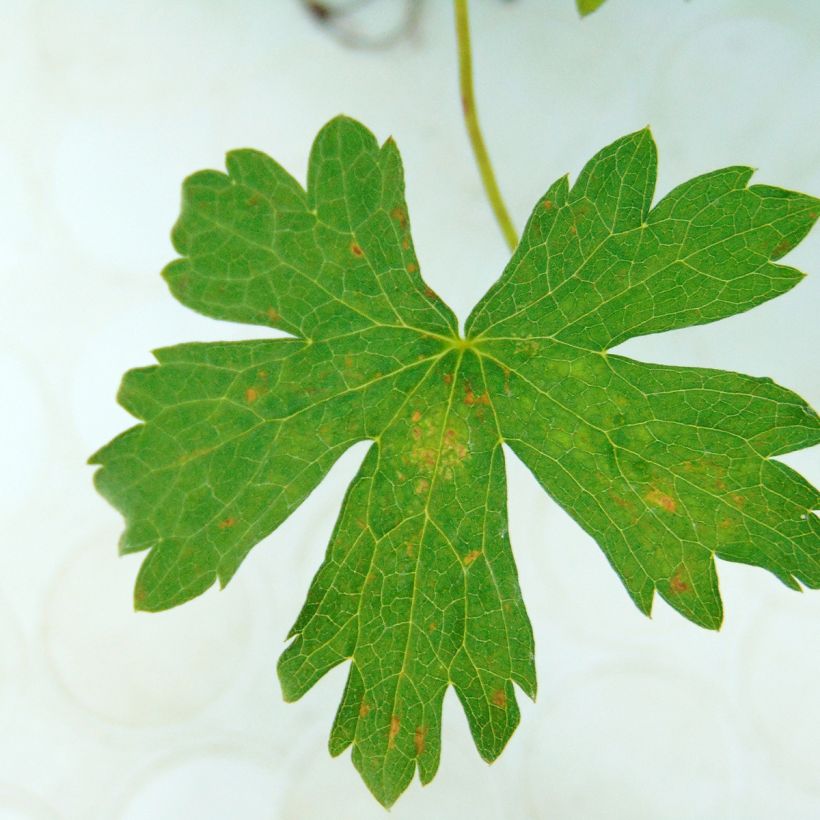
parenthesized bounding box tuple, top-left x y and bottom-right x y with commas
(2, 0, 819, 817)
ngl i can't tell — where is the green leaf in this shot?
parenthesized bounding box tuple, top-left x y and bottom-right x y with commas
(576, 0, 608, 16)
(91, 116, 820, 806)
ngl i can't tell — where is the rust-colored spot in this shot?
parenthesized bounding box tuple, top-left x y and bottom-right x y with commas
(427, 620, 437, 632)
(402, 236, 411, 250)
(773, 237, 793, 256)
(411, 410, 422, 422)
(731, 494, 746, 508)
(344, 355, 353, 368)
(569, 224, 578, 235)
(411, 426, 422, 441)
(266, 307, 281, 322)
(245, 387, 258, 403)
(414, 725, 428, 756)
(463, 549, 482, 567)
(246, 193, 261, 207)
(406, 540, 416, 558)
(542, 198, 553, 210)
(491, 689, 507, 708)
(646, 488, 677, 513)
(388, 715, 400, 748)
(218, 517, 236, 529)
(406, 262, 418, 273)
(350, 241, 364, 257)
(424, 286, 439, 301)
(719, 517, 733, 530)
(359, 700, 370, 718)
(443, 373, 453, 385)
(415, 478, 430, 495)
(176, 446, 212, 466)
(257, 370, 268, 380)
(390, 206, 408, 228)
(464, 388, 491, 406)
(610, 493, 634, 512)
(669, 571, 689, 594)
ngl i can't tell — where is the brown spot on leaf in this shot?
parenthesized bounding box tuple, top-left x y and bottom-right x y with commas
(669, 570, 689, 594)
(266, 307, 281, 323)
(610, 492, 634, 512)
(424, 286, 439, 301)
(542, 199, 553, 210)
(731, 494, 746, 508)
(257, 370, 268, 380)
(411, 410, 422, 422)
(245, 387, 258, 403)
(406, 410, 469, 479)
(427, 620, 437, 632)
(414, 725, 428, 756)
(390, 206, 408, 228)
(388, 715, 400, 748)
(773, 237, 794, 256)
(646, 488, 677, 513)
(464, 388, 491, 406)
(175, 446, 212, 466)
(401, 236, 411, 250)
(415, 478, 430, 495)
(443, 373, 453, 385)
(359, 701, 370, 718)
(463, 549, 482, 567)
(406, 262, 417, 273)
(246, 193, 261, 207)
(569, 224, 578, 235)
(350, 241, 364, 257)
(218, 517, 236, 529)
(491, 689, 507, 708)
(344, 355, 353, 368)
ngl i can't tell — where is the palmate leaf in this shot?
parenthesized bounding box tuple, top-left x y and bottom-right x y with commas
(90, 116, 820, 806)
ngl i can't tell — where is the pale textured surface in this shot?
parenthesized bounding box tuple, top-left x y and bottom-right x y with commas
(2, 0, 820, 818)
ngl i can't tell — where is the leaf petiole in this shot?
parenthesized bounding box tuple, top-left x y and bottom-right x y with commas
(453, 0, 518, 252)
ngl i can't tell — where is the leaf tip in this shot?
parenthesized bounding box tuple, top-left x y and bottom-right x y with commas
(133, 584, 150, 613)
(275, 659, 301, 704)
(576, 0, 607, 17)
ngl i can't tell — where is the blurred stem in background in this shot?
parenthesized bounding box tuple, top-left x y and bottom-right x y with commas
(454, 0, 518, 252)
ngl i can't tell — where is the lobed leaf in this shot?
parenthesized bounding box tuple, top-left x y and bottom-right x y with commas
(91, 117, 819, 806)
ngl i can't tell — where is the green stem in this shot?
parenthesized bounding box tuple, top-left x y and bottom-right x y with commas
(453, 0, 518, 252)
